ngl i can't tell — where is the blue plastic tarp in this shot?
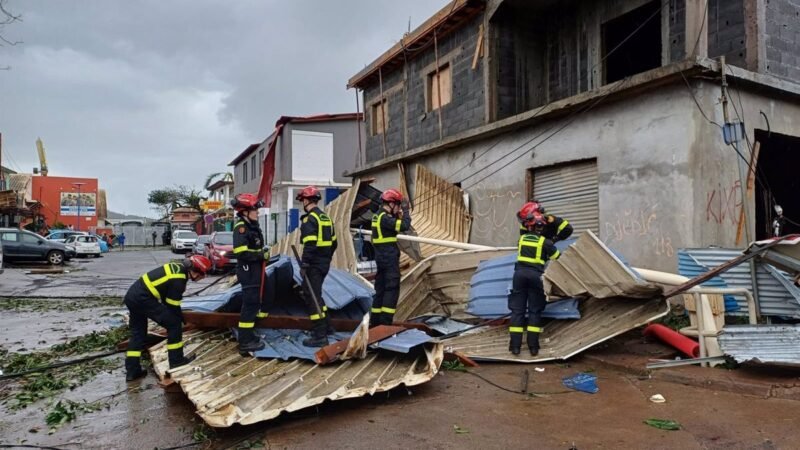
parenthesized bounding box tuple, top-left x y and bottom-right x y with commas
(562, 372, 599, 394)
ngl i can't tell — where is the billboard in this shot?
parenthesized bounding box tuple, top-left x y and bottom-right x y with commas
(60, 192, 96, 216)
(201, 200, 224, 211)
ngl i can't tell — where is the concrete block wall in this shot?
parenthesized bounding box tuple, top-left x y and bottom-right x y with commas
(362, 14, 485, 164)
(669, 0, 686, 62)
(708, 0, 747, 66)
(764, 0, 800, 81)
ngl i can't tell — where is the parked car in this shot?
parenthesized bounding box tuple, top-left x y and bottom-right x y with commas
(171, 230, 198, 253)
(204, 231, 235, 273)
(0, 228, 72, 265)
(90, 234, 110, 253)
(193, 235, 212, 255)
(64, 234, 102, 258)
(45, 230, 87, 243)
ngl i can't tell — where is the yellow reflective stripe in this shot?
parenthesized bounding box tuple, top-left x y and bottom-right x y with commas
(142, 274, 161, 300)
(527, 326, 542, 333)
(518, 235, 545, 264)
(394, 219, 401, 232)
(309, 212, 335, 247)
(557, 219, 569, 233)
(126, 351, 142, 357)
(322, 305, 328, 312)
(233, 245, 250, 254)
(302, 235, 318, 243)
(256, 312, 268, 318)
(551, 250, 560, 260)
(509, 326, 524, 333)
(372, 212, 398, 244)
(165, 298, 181, 307)
(309, 313, 322, 321)
(234, 221, 245, 228)
(166, 341, 184, 350)
(381, 307, 396, 314)
(370, 307, 382, 314)
(239, 322, 255, 328)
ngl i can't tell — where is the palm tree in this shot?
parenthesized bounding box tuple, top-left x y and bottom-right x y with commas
(204, 172, 233, 191)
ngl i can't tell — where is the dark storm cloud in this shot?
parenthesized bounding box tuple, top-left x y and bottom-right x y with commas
(0, 0, 445, 216)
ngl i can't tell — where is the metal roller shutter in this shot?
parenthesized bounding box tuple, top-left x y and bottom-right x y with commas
(532, 160, 599, 233)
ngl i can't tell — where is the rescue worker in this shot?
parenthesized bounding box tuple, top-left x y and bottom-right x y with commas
(231, 193, 270, 353)
(296, 186, 338, 347)
(124, 254, 211, 381)
(517, 201, 573, 242)
(370, 189, 411, 327)
(509, 206, 560, 356)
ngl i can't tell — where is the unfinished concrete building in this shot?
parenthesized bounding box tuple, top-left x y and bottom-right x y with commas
(346, 0, 800, 271)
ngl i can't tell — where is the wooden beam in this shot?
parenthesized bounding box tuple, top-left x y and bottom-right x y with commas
(471, 23, 484, 70)
(315, 325, 407, 365)
(685, 0, 709, 58)
(182, 311, 431, 333)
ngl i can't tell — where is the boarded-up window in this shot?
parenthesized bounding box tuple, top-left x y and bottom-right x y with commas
(427, 64, 452, 111)
(371, 99, 388, 136)
(530, 159, 599, 234)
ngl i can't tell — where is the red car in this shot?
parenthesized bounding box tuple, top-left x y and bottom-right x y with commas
(204, 231, 235, 273)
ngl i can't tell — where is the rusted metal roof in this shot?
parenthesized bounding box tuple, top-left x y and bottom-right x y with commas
(719, 324, 800, 366)
(442, 297, 669, 363)
(544, 230, 663, 299)
(150, 330, 444, 427)
(348, 0, 486, 89)
(397, 165, 472, 270)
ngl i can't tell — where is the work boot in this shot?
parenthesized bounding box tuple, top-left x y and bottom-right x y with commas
(302, 324, 328, 347)
(169, 354, 196, 370)
(529, 347, 539, 357)
(238, 338, 266, 353)
(324, 317, 336, 336)
(509, 345, 521, 356)
(126, 367, 147, 382)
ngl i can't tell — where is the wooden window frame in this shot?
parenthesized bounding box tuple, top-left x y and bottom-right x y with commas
(371, 98, 388, 136)
(426, 63, 452, 112)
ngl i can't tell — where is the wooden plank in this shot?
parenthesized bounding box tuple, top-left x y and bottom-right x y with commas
(182, 311, 430, 333)
(471, 23, 484, 70)
(315, 325, 407, 365)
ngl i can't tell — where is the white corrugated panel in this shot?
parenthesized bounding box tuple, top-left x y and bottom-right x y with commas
(684, 248, 800, 318)
(533, 160, 599, 233)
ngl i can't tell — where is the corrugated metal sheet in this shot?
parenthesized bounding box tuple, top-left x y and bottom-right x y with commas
(466, 247, 580, 319)
(270, 179, 361, 273)
(395, 250, 512, 321)
(150, 330, 444, 427)
(372, 329, 433, 353)
(544, 230, 663, 299)
(245, 329, 352, 361)
(719, 325, 800, 366)
(397, 165, 472, 270)
(532, 160, 599, 234)
(681, 248, 800, 318)
(444, 297, 669, 363)
(413, 316, 473, 335)
(677, 250, 741, 312)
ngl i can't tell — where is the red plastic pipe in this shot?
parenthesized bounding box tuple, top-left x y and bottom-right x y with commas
(643, 324, 700, 358)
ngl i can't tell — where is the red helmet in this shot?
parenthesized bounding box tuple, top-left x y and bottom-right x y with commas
(295, 186, 321, 202)
(524, 212, 547, 230)
(517, 202, 540, 223)
(381, 189, 404, 204)
(231, 193, 263, 212)
(185, 255, 212, 274)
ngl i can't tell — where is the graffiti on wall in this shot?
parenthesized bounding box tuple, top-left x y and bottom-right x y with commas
(706, 180, 743, 226)
(603, 203, 675, 258)
(471, 181, 523, 241)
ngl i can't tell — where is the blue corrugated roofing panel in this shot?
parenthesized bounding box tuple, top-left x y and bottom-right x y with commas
(248, 329, 352, 361)
(373, 329, 433, 353)
(466, 252, 580, 319)
(413, 316, 473, 335)
(677, 250, 740, 312)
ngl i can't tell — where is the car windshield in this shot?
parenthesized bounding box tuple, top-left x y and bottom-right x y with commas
(176, 231, 198, 239)
(196, 236, 211, 244)
(213, 233, 233, 245)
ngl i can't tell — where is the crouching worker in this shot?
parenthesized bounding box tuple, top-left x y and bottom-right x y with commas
(124, 255, 211, 381)
(508, 205, 560, 357)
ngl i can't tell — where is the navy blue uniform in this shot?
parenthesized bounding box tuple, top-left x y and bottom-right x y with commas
(299, 207, 337, 326)
(232, 218, 268, 346)
(370, 208, 411, 325)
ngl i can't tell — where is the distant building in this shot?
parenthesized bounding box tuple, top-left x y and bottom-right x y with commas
(31, 175, 99, 232)
(230, 113, 365, 244)
(206, 175, 235, 232)
(171, 207, 201, 231)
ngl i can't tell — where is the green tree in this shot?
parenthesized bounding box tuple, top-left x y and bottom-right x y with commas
(204, 172, 233, 191)
(147, 188, 181, 219)
(175, 185, 206, 213)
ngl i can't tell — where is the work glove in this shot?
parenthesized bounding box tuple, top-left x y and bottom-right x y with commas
(262, 246, 271, 261)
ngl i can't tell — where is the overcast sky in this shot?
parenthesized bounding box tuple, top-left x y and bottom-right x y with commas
(0, 0, 444, 217)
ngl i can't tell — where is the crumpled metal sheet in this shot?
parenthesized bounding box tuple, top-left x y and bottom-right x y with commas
(543, 230, 663, 299)
(244, 329, 352, 361)
(443, 297, 669, 363)
(372, 329, 433, 354)
(719, 324, 800, 366)
(150, 330, 444, 427)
